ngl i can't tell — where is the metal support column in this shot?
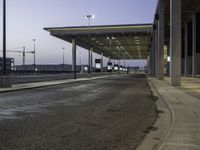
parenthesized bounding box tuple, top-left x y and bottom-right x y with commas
(158, 0, 165, 80)
(91, 48, 93, 72)
(184, 23, 189, 76)
(192, 13, 197, 77)
(151, 30, 156, 77)
(101, 52, 103, 72)
(72, 39, 76, 79)
(170, 0, 182, 86)
(148, 42, 152, 76)
(88, 47, 93, 74)
(155, 22, 159, 78)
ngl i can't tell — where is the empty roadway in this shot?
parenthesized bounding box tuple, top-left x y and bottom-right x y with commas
(0, 74, 156, 150)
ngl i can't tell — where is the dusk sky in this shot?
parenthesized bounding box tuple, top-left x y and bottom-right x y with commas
(0, 0, 157, 67)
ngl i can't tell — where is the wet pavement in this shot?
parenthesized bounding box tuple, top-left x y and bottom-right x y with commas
(0, 74, 157, 150)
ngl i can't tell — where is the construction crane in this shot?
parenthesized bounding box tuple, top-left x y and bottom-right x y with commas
(0, 47, 34, 65)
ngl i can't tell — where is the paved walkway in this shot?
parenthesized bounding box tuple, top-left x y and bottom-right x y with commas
(148, 77, 200, 150)
(165, 77, 200, 100)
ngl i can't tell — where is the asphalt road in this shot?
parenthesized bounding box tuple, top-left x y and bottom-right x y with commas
(0, 74, 157, 150)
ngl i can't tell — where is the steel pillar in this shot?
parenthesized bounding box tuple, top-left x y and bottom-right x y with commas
(158, 0, 165, 80)
(184, 23, 189, 76)
(91, 48, 93, 72)
(192, 13, 197, 77)
(151, 29, 156, 77)
(88, 47, 93, 74)
(101, 53, 103, 72)
(155, 22, 159, 78)
(170, 0, 182, 86)
(72, 39, 76, 79)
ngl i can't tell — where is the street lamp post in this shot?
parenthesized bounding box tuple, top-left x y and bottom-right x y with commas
(0, 0, 12, 88)
(2, 0, 6, 76)
(32, 39, 36, 71)
(84, 14, 95, 74)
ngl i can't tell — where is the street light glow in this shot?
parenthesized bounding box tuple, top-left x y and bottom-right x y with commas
(84, 14, 95, 19)
(83, 14, 95, 74)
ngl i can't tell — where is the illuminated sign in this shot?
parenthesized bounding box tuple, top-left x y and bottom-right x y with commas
(95, 63, 101, 69)
(167, 56, 170, 62)
(119, 66, 123, 71)
(114, 64, 119, 71)
(108, 66, 112, 70)
(114, 66, 118, 71)
(95, 59, 102, 70)
(84, 66, 88, 71)
(107, 62, 112, 71)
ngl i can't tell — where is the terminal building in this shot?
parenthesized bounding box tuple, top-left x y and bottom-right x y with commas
(1, 0, 200, 87)
(45, 0, 200, 86)
(149, 0, 200, 86)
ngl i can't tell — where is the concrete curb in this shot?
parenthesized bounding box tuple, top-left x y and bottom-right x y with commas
(137, 77, 173, 150)
(148, 78, 175, 150)
(0, 75, 118, 93)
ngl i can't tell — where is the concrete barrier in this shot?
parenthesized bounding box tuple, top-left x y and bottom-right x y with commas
(0, 76, 12, 88)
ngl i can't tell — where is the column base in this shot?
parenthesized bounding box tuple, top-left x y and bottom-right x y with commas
(170, 76, 181, 86)
(0, 76, 12, 88)
(158, 75, 164, 80)
(192, 75, 196, 78)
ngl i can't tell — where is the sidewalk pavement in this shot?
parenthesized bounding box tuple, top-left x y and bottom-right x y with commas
(0, 75, 115, 93)
(165, 77, 200, 100)
(140, 77, 200, 150)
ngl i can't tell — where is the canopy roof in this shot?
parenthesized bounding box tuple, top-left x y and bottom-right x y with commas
(44, 24, 152, 60)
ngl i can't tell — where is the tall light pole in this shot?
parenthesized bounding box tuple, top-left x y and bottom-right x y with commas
(32, 39, 36, 71)
(62, 47, 65, 72)
(84, 14, 95, 74)
(2, 0, 6, 76)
